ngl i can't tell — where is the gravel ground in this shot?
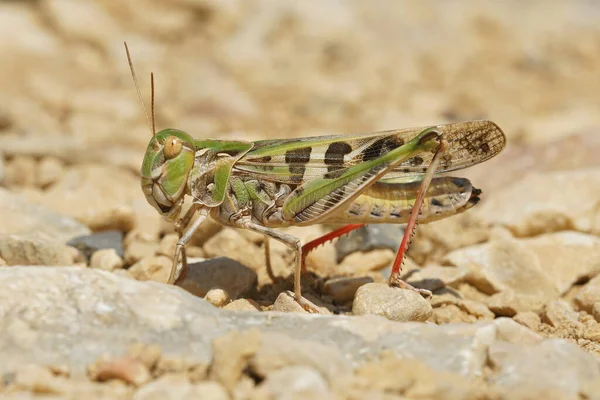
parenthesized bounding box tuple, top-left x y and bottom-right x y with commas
(1, 1, 600, 399)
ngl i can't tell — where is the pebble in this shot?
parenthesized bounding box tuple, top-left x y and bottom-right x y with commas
(88, 355, 151, 387)
(90, 248, 124, 271)
(223, 298, 262, 312)
(128, 255, 172, 282)
(209, 329, 262, 389)
(67, 230, 124, 260)
(175, 257, 257, 299)
(204, 288, 231, 308)
(271, 291, 331, 314)
(513, 312, 542, 331)
(352, 283, 433, 322)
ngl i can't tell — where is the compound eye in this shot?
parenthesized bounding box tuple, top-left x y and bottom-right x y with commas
(163, 136, 183, 159)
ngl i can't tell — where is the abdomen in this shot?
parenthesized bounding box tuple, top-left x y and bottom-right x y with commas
(324, 176, 480, 224)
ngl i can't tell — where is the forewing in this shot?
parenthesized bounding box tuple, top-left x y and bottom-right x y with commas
(234, 120, 506, 184)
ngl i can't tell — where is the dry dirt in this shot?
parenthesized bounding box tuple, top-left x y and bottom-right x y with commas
(1, 1, 600, 399)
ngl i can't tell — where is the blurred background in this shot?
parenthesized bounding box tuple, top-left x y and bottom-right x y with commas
(1, 0, 599, 243)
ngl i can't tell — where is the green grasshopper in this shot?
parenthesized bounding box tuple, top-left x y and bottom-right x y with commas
(125, 43, 506, 311)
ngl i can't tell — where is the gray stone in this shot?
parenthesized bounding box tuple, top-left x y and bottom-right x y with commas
(402, 265, 469, 293)
(0, 267, 572, 384)
(0, 188, 90, 243)
(175, 257, 257, 299)
(335, 224, 405, 262)
(489, 339, 600, 395)
(67, 230, 124, 260)
(352, 283, 433, 322)
(323, 276, 374, 303)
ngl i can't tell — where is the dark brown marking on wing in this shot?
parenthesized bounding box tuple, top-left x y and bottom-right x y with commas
(361, 137, 402, 162)
(285, 147, 312, 182)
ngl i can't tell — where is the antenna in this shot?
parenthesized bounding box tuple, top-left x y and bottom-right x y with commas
(124, 41, 156, 139)
(151, 72, 156, 136)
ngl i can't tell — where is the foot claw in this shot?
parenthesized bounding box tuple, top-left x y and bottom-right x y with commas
(388, 273, 432, 298)
(289, 291, 324, 314)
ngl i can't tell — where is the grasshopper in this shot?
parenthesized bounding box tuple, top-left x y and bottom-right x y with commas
(125, 43, 506, 311)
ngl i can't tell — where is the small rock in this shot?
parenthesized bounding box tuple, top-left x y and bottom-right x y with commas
(271, 292, 307, 313)
(335, 224, 405, 262)
(0, 233, 76, 266)
(223, 298, 262, 312)
(68, 230, 124, 260)
(36, 156, 64, 188)
(543, 300, 580, 328)
(204, 288, 231, 308)
(323, 276, 373, 303)
(0, 188, 90, 243)
(88, 355, 151, 387)
(574, 274, 600, 313)
(255, 366, 331, 399)
(249, 332, 351, 384)
(513, 312, 541, 331)
(209, 329, 262, 389)
(176, 257, 257, 299)
(124, 239, 158, 265)
(271, 291, 331, 314)
(90, 248, 124, 271)
(352, 283, 433, 322)
(128, 256, 172, 282)
(158, 233, 178, 258)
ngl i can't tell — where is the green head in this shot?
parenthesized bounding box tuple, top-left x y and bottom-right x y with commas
(141, 129, 196, 221)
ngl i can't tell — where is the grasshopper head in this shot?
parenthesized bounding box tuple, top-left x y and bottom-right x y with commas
(141, 129, 196, 221)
